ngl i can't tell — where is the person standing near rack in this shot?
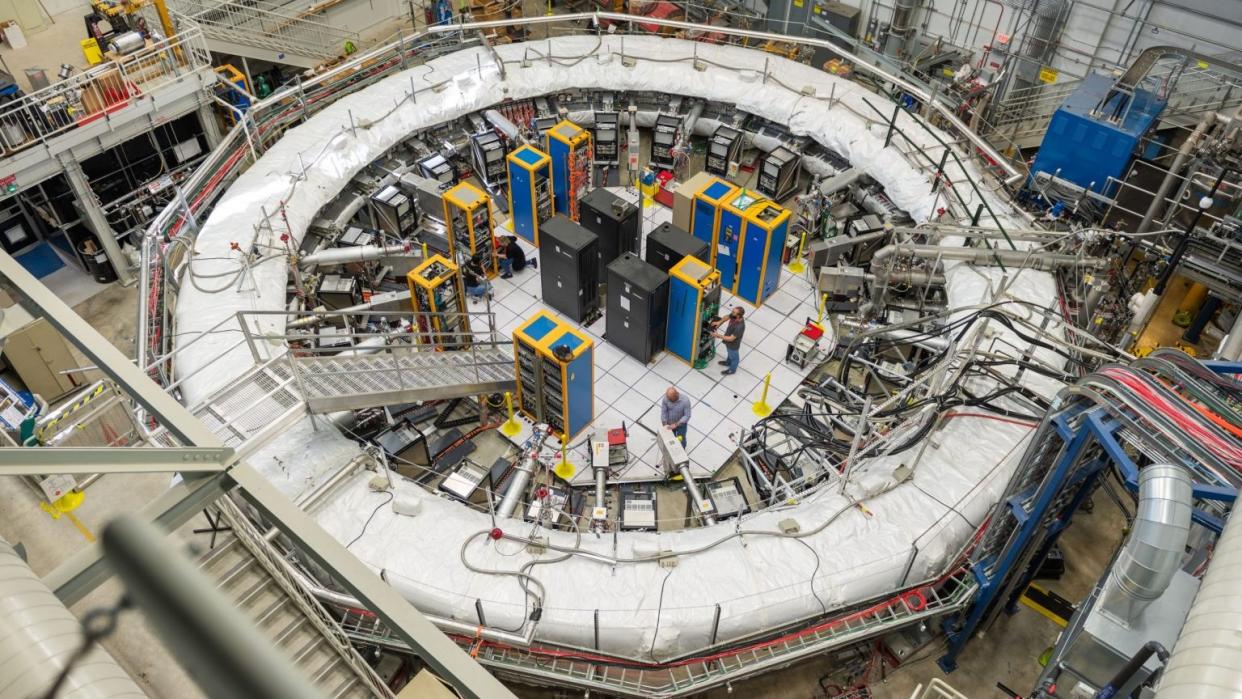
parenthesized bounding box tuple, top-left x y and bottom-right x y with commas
(711, 306, 746, 376)
(659, 387, 692, 445)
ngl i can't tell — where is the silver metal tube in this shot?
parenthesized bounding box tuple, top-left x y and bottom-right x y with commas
(428, 13, 1025, 183)
(1214, 309, 1242, 361)
(299, 243, 411, 268)
(0, 535, 147, 698)
(497, 431, 550, 519)
(674, 101, 705, 154)
(484, 109, 522, 142)
(871, 243, 1105, 270)
(680, 464, 717, 526)
(1100, 464, 1192, 625)
(1137, 113, 1215, 234)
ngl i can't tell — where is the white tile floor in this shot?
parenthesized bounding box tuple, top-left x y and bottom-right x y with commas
(491, 187, 828, 479)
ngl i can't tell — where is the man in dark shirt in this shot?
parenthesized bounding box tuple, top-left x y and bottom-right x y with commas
(497, 236, 537, 278)
(462, 258, 491, 302)
(711, 306, 746, 376)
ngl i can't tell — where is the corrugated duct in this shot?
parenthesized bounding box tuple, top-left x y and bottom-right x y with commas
(0, 537, 146, 698)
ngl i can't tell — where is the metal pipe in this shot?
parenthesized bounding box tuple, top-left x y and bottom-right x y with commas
(1215, 309, 1242, 361)
(299, 243, 411, 268)
(871, 243, 1105, 270)
(1137, 112, 1215, 234)
(497, 430, 551, 519)
(674, 101, 705, 154)
(428, 13, 1025, 183)
(680, 463, 717, 526)
(1100, 464, 1192, 625)
(1098, 641, 1169, 699)
(0, 535, 147, 698)
(484, 109, 523, 143)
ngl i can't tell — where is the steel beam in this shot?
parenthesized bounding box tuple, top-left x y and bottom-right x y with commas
(0, 446, 234, 474)
(226, 464, 516, 699)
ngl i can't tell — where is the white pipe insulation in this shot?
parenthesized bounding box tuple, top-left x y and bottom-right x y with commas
(0, 537, 146, 698)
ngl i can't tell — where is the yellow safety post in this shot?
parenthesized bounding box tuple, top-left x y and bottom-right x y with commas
(752, 372, 774, 417)
(421, 242, 429, 259)
(554, 433, 576, 480)
(818, 293, 827, 323)
(500, 391, 522, 437)
(787, 230, 807, 274)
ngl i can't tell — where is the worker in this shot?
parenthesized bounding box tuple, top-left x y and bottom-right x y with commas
(497, 235, 537, 279)
(711, 306, 746, 376)
(462, 258, 491, 303)
(659, 387, 691, 445)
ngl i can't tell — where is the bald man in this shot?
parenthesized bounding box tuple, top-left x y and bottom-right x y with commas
(659, 387, 692, 445)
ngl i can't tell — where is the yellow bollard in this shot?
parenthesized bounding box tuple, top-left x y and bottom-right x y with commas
(818, 293, 827, 323)
(554, 433, 576, 480)
(421, 242, 429, 259)
(500, 391, 522, 437)
(752, 372, 774, 417)
(787, 230, 808, 274)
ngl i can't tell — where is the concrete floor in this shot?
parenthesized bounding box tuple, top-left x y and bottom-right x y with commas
(0, 2, 96, 93)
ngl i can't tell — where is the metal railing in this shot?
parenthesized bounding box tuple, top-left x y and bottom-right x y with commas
(171, 0, 361, 60)
(214, 497, 396, 698)
(0, 29, 212, 158)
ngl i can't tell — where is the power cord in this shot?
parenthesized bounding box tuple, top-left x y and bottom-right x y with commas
(648, 567, 676, 663)
(347, 491, 395, 549)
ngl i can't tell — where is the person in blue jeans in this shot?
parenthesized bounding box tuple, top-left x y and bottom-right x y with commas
(497, 236, 537, 278)
(711, 306, 746, 375)
(462, 258, 491, 303)
(659, 387, 692, 445)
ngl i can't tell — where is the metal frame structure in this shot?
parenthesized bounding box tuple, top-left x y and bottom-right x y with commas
(0, 250, 515, 699)
(938, 360, 1241, 671)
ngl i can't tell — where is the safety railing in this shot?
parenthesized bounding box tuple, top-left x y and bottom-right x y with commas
(214, 497, 396, 698)
(171, 0, 360, 60)
(0, 28, 212, 158)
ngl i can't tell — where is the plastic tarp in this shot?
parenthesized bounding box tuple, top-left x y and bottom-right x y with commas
(172, 35, 1062, 656)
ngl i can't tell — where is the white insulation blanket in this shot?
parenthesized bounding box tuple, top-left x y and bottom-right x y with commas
(173, 35, 1060, 657)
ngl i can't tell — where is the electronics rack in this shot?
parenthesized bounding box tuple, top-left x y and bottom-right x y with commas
(706, 124, 742, 177)
(469, 131, 507, 189)
(506, 145, 553, 245)
(650, 113, 682, 170)
(442, 181, 498, 277)
(667, 255, 722, 369)
(407, 254, 469, 349)
(592, 111, 620, 164)
(757, 145, 801, 201)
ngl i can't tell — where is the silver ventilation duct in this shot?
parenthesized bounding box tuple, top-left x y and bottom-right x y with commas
(0, 537, 147, 698)
(1003, 0, 1068, 92)
(1101, 464, 1193, 625)
(1157, 493, 1242, 697)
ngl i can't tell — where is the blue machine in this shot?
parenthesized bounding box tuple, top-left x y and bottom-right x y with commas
(1029, 74, 1166, 196)
(689, 177, 738, 270)
(506, 145, 552, 245)
(513, 311, 594, 439)
(667, 256, 722, 368)
(539, 324, 595, 439)
(733, 196, 791, 307)
(432, 0, 452, 25)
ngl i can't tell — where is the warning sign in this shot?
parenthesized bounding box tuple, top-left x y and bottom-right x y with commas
(1038, 66, 1058, 84)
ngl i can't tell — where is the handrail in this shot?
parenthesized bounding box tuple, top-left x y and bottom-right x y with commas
(428, 12, 1026, 184)
(0, 28, 213, 159)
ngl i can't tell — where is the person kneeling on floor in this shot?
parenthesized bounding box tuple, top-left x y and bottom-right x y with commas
(498, 235, 537, 279)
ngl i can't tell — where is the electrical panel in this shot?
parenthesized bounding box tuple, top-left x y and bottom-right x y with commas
(513, 311, 561, 422)
(645, 222, 709, 274)
(316, 274, 361, 310)
(418, 153, 457, 185)
(407, 254, 469, 349)
(606, 253, 670, 365)
(443, 181, 497, 276)
(439, 460, 489, 501)
(373, 420, 431, 480)
(706, 478, 750, 519)
(620, 484, 658, 530)
(579, 188, 640, 277)
(545, 120, 592, 219)
(370, 185, 416, 239)
(650, 114, 681, 170)
(667, 256, 721, 369)
(507, 145, 553, 245)
(706, 125, 742, 177)
(719, 189, 791, 306)
(757, 146, 801, 201)
(593, 111, 620, 164)
(470, 131, 507, 189)
(539, 215, 601, 324)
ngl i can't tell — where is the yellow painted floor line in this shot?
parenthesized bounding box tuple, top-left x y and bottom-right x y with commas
(64, 511, 96, 542)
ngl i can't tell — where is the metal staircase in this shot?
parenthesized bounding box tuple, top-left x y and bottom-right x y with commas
(198, 501, 393, 698)
(291, 342, 515, 413)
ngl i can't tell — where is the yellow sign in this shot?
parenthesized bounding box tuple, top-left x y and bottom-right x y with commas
(942, 67, 955, 78)
(793, 0, 804, 6)
(1038, 66, 1058, 84)
(1197, 60, 1209, 69)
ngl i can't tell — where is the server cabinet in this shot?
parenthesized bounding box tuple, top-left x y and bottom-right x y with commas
(370, 185, 416, 238)
(645, 222, 709, 274)
(606, 253, 669, 364)
(666, 256, 722, 368)
(443, 181, 498, 276)
(579, 188, 640, 277)
(513, 311, 561, 422)
(650, 114, 681, 170)
(545, 120, 592, 218)
(706, 125, 742, 177)
(756, 146, 800, 201)
(407, 254, 469, 349)
(539, 324, 594, 439)
(539, 215, 601, 323)
(733, 195, 791, 307)
(506, 145, 553, 245)
(688, 176, 739, 270)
